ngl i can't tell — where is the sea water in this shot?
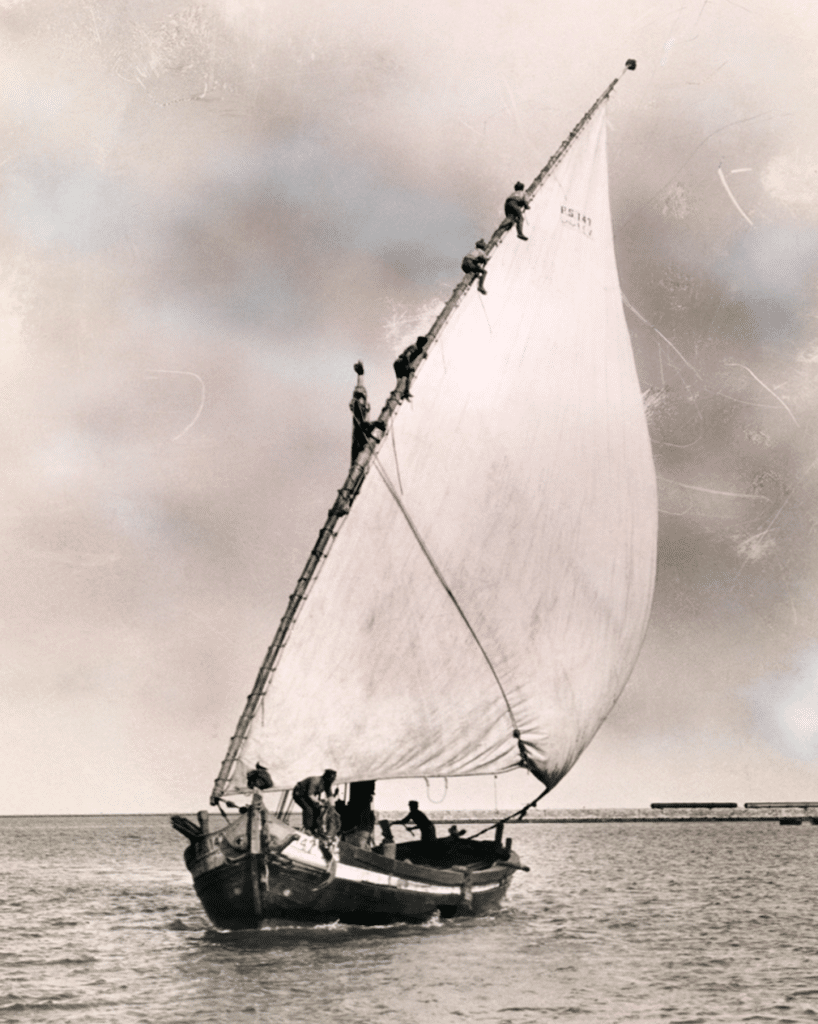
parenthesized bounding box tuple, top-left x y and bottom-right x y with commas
(2, 814, 818, 1023)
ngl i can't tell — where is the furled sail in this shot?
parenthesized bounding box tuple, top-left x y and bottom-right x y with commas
(215, 92, 657, 800)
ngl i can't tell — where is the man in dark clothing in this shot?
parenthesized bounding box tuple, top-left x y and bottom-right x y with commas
(348, 361, 385, 464)
(349, 361, 371, 462)
(396, 800, 437, 843)
(339, 780, 376, 848)
(246, 763, 273, 790)
(393, 336, 429, 400)
(503, 181, 530, 240)
(461, 239, 489, 294)
(293, 769, 337, 834)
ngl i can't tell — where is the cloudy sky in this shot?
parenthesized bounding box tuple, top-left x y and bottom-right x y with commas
(2, 0, 818, 815)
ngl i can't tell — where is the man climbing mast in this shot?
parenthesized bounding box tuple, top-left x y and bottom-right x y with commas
(461, 239, 489, 294)
(502, 181, 530, 240)
(393, 335, 430, 400)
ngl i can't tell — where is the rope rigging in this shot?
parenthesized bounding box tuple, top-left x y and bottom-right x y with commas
(466, 785, 551, 841)
(372, 455, 515, 723)
(372, 456, 540, 777)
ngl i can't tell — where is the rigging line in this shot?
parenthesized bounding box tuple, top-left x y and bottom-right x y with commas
(371, 455, 520, 735)
(391, 421, 404, 495)
(424, 777, 449, 804)
(478, 288, 492, 330)
(466, 786, 550, 840)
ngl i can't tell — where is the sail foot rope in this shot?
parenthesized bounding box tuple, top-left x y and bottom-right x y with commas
(465, 785, 551, 841)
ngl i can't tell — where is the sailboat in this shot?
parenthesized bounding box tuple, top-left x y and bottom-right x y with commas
(172, 60, 657, 929)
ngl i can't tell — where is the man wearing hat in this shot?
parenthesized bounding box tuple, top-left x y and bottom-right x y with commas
(461, 239, 489, 294)
(503, 181, 530, 240)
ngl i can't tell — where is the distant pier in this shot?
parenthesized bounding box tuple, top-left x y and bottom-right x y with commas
(651, 803, 737, 809)
(420, 803, 818, 825)
(744, 802, 818, 808)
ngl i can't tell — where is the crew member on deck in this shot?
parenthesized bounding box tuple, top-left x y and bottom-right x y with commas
(461, 240, 489, 294)
(503, 182, 530, 240)
(293, 769, 337, 834)
(396, 800, 437, 843)
(341, 780, 377, 848)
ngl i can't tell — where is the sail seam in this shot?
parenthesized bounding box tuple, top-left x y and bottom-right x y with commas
(371, 455, 520, 734)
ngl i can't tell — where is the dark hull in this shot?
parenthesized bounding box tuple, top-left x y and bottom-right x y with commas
(179, 805, 522, 929)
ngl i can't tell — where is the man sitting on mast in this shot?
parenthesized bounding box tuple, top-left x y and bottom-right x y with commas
(396, 800, 437, 843)
(293, 769, 337, 835)
(502, 181, 529, 240)
(461, 239, 489, 294)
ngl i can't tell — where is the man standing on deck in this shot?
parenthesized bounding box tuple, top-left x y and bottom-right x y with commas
(503, 182, 530, 240)
(396, 800, 437, 843)
(293, 769, 337, 834)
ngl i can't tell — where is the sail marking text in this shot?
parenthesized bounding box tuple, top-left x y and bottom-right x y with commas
(560, 206, 593, 237)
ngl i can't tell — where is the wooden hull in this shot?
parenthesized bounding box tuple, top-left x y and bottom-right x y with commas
(179, 804, 521, 929)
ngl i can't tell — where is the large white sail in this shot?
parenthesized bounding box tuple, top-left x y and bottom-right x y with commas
(222, 103, 657, 796)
